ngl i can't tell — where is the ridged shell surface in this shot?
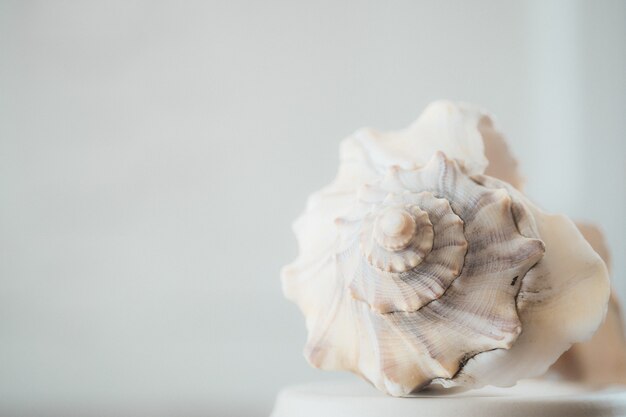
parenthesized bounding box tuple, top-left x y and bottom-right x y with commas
(282, 101, 610, 396)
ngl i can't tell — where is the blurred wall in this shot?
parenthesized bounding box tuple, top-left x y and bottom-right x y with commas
(0, 1, 624, 416)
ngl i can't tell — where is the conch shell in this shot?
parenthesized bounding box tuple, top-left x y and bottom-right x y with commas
(282, 101, 610, 396)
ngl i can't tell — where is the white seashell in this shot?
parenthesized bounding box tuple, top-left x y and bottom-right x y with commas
(282, 101, 610, 396)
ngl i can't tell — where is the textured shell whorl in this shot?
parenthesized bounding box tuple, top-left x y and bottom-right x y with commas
(286, 152, 545, 394)
(336, 153, 545, 321)
(281, 101, 610, 397)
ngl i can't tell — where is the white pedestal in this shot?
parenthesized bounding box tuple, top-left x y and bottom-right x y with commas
(271, 379, 626, 417)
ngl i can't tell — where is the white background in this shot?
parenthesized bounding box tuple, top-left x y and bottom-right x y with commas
(1, 1, 625, 416)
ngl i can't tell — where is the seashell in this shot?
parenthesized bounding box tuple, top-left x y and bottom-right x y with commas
(282, 101, 610, 396)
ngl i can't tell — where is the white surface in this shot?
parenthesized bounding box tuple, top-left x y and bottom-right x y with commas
(0, 1, 624, 416)
(271, 380, 626, 417)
